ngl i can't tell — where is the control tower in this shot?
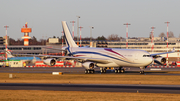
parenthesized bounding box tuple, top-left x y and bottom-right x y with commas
(21, 22, 32, 46)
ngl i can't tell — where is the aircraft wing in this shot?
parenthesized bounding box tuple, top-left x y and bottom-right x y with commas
(150, 48, 175, 57)
(43, 46, 68, 51)
(12, 54, 111, 64)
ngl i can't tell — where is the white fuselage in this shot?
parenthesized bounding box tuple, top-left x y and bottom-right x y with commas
(69, 47, 153, 67)
(62, 21, 153, 68)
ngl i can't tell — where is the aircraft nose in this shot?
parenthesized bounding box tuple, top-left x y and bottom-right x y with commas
(149, 57, 153, 64)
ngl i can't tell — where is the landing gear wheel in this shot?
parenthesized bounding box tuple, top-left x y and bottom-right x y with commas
(115, 69, 118, 73)
(88, 70, 91, 74)
(121, 69, 125, 73)
(85, 70, 88, 74)
(140, 71, 144, 74)
(101, 69, 104, 73)
(118, 69, 121, 73)
(103, 69, 106, 73)
(91, 70, 95, 74)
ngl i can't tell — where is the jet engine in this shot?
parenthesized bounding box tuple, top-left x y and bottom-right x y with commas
(43, 58, 56, 66)
(154, 57, 166, 65)
(82, 62, 95, 69)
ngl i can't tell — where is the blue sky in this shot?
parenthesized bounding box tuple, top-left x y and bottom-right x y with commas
(1, 0, 180, 40)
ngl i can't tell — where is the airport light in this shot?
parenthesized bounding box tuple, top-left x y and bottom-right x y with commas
(79, 26, 83, 47)
(61, 31, 64, 56)
(90, 26, 94, 47)
(151, 27, 155, 53)
(124, 23, 131, 49)
(77, 16, 80, 46)
(165, 21, 170, 65)
(70, 21, 75, 39)
(4, 25, 9, 65)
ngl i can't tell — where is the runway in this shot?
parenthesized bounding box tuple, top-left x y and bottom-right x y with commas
(1, 67, 180, 94)
(0, 67, 180, 75)
(0, 83, 180, 94)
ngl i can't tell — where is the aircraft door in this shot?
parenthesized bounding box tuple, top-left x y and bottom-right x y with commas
(134, 53, 138, 60)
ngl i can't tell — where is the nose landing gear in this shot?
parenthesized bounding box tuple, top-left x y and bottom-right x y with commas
(140, 67, 145, 74)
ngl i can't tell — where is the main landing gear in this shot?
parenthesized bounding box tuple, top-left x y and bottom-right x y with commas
(115, 67, 125, 73)
(100, 68, 106, 73)
(85, 69, 95, 74)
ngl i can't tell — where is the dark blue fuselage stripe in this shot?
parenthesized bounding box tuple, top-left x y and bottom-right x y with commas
(72, 51, 138, 64)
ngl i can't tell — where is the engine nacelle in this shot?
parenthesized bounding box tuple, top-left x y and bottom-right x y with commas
(43, 58, 56, 66)
(82, 62, 95, 69)
(154, 57, 166, 65)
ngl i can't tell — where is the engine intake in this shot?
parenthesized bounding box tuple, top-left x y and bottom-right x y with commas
(154, 57, 166, 65)
(43, 58, 56, 66)
(82, 62, 95, 69)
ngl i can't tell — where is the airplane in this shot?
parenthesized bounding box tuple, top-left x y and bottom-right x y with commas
(13, 21, 174, 74)
(2, 48, 41, 64)
(1, 31, 41, 64)
(60, 21, 175, 74)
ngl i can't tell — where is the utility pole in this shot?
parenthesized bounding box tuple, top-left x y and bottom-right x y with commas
(4, 25, 9, 66)
(70, 21, 75, 39)
(165, 21, 170, 65)
(77, 16, 80, 46)
(124, 23, 131, 49)
(90, 26, 94, 47)
(79, 26, 83, 47)
(151, 27, 155, 53)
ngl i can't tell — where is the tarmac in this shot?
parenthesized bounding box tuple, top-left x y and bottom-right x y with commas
(0, 83, 180, 94)
(0, 66, 180, 94)
(0, 67, 180, 75)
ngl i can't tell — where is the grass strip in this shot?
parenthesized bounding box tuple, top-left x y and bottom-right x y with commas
(0, 90, 180, 101)
(0, 73, 180, 85)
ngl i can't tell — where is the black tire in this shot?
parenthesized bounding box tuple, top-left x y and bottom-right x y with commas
(115, 69, 118, 73)
(118, 69, 121, 73)
(88, 70, 91, 74)
(101, 69, 104, 73)
(85, 70, 88, 74)
(121, 69, 125, 73)
(91, 70, 94, 74)
(103, 69, 106, 73)
(142, 71, 144, 74)
(140, 71, 144, 74)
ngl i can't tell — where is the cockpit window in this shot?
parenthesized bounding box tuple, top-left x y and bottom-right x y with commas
(143, 55, 151, 57)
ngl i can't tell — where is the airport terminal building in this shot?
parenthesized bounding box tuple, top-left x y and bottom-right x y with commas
(0, 37, 179, 58)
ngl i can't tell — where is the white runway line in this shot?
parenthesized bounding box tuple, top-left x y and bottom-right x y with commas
(150, 69, 162, 71)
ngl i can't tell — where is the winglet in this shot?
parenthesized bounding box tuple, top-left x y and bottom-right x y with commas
(62, 21, 78, 47)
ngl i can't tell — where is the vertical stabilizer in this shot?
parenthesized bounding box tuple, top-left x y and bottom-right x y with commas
(5, 48, 14, 58)
(62, 21, 78, 47)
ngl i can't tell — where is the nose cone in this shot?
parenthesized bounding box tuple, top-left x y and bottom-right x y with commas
(147, 57, 153, 65)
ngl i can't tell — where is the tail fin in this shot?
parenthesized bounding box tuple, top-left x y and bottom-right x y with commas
(62, 21, 78, 47)
(5, 48, 14, 58)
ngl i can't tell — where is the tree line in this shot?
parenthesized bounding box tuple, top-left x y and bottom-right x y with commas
(6, 31, 177, 45)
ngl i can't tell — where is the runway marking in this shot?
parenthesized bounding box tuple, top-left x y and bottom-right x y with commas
(150, 69, 162, 71)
